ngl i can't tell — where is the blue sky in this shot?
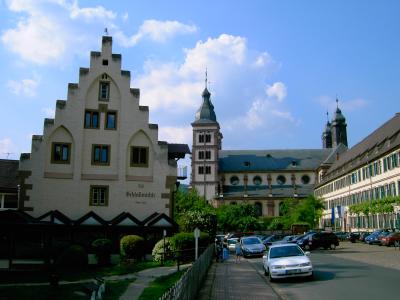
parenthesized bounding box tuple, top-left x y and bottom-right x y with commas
(1, 0, 400, 163)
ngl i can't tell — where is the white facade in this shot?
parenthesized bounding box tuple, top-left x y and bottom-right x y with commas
(18, 36, 180, 221)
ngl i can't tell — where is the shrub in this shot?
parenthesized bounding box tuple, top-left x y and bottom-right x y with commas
(152, 237, 173, 263)
(91, 238, 112, 266)
(120, 235, 145, 260)
(169, 232, 210, 262)
(56, 244, 88, 269)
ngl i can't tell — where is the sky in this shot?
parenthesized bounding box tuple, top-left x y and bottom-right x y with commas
(1, 0, 400, 168)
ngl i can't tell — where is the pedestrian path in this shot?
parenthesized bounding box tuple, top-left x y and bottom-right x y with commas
(197, 257, 281, 300)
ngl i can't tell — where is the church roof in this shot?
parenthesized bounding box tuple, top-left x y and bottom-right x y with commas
(219, 149, 334, 172)
(193, 88, 217, 124)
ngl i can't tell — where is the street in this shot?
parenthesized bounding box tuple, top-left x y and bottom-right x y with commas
(248, 242, 400, 300)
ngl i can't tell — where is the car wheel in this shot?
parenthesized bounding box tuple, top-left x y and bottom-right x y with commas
(330, 243, 336, 250)
(304, 244, 310, 251)
(269, 272, 274, 282)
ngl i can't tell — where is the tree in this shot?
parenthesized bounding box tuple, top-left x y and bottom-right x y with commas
(174, 189, 216, 236)
(216, 203, 260, 232)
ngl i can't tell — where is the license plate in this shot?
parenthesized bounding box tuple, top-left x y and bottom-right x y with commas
(286, 269, 300, 274)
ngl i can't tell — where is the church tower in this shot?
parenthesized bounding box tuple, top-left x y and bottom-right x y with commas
(191, 74, 222, 201)
(322, 112, 333, 148)
(331, 99, 348, 147)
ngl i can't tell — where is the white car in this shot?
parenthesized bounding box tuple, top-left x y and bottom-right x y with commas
(262, 243, 313, 281)
(227, 238, 239, 251)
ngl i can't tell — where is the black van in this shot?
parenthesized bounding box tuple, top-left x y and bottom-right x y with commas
(297, 232, 339, 250)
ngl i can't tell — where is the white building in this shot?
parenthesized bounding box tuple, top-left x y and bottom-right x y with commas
(17, 36, 189, 223)
(315, 113, 400, 231)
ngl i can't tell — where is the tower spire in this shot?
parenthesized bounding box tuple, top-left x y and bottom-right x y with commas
(336, 97, 339, 109)
(326, 111, 329, 123)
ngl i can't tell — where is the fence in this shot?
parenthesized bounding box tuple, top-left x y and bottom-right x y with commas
(160, 244, 214, 300)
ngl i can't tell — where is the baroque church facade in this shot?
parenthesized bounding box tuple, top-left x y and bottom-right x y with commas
(191, 86, 348, 218)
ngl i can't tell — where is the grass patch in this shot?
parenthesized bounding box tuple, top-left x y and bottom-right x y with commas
(138, 270, 185, 300)
(0, 279, 134, 300)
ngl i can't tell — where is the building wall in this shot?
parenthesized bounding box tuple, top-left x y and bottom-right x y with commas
(19, 37, 177, 220)
(315, 147, 400, 231)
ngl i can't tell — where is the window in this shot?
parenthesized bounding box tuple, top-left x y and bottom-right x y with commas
(84, 110, 99, 129)
(198, 133, 211, 143)
(131, 146, 148, 167)
(198, 151, 204, 159)
(205, 166, 211, 174)
(99, 82, 110, 100)
(205, 151, 211, 159)
(230, 176, 239, 185)
(254, 202, 262, 216)
(198, 166, 204, 174)
(105, 111, 117, 129)
(90, 186, 108, 206)
(92, 145, 110, 165)
(277, 175, 286, 185)
(102, 59, 108, 66)
(253, 176, 262, 185)
(0, 194, 18, 209)
(51, 143, 71, 164)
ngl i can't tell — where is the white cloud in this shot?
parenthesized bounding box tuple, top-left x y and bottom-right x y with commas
(115, 19, 197, 47)
(2, 14, 66, 65)
(158, 126, 192, 144)
(7, 75, 40, 97)
(42, 107, 55, 118)
(0, 138, 16, 159)
(253, 52, 273, 68)
(266, 82, 287, 102)
(68, 1, 116, 21)
(122, 12, 129, 22)
(136, 34, 254, 111)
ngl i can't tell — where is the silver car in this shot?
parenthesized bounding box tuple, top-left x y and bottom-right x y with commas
(240, 236, 266, 257)
(262, 243, 313, 281)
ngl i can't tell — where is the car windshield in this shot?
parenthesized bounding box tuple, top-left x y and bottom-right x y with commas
(242, 237, 261, 245)
(269, 246, 304, 258)
(228, 239, 237, 245)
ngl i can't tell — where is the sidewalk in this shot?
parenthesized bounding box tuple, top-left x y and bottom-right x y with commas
(197, 256, 281, 300)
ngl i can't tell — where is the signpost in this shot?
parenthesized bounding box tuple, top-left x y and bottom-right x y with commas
(194, 228, 200, 260)
(162, 229, 167, 265)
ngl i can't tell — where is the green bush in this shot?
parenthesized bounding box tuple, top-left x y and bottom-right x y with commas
(91, 238, 112, 266)
(169, 232, 210, 262)
(152, 237, 173, 263)
(56, 244, 88, 269)
(120, 235, 145, 260)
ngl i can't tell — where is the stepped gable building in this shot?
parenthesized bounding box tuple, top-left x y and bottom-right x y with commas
(191, 87, 346, 217)
(315, 113, 400, 231)
(16, 36, 189, 224)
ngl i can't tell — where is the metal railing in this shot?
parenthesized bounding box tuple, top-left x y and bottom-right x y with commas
(160, 244, 214, 300)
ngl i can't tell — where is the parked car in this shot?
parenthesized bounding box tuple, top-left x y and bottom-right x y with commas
(227, 238, 239, 251)
(272, 235, 299, 245)
(359, 232, 371, 242)
(262, 243, 313, 282)
(240, 236, 266, 257)
(334, 231, 349, 241)
(381, 232, 400, 246)
(365, 230, 388, 244)
(377, 231, 392, 246)
(297, 231, 339, 250)
(348, 232, 360, 243)
(263, 234, 287, 246)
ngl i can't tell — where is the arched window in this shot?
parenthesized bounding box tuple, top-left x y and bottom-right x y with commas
(253, 176, 262, 186)
(277, 175, 286, 185)
(254, 202, 262, 216)
(230, 176, 239, 185)
(301, 175, 310, 184)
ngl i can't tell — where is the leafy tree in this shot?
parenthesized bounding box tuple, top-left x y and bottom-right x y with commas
(216, 203, 260, 232)
(174, 189, 216, 236)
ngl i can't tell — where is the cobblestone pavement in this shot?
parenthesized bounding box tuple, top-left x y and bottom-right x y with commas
(327, 241, 400, 270)
(197, 256, 281, 300)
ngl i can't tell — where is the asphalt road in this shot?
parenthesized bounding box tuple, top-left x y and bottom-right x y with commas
(248, 248, 400, 300)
